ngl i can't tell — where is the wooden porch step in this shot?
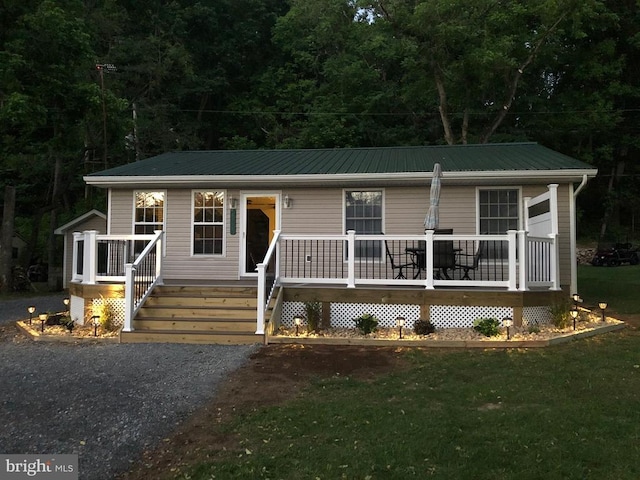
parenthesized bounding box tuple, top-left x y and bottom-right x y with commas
(136, 306, 256, 320)
(134, 318, 256, 333)
(152, 285, 257, 296)
(144, 295, 257, 308)
(120, 330, 260, 345)
(129, 284, 269, 344)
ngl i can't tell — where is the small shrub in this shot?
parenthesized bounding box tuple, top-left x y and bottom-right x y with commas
(473, 317, 501, 337)
(549, 300, 572, 328)
(304, 301, 321, 332)
(91, 295, 116, 331)
(527, 324, 541, 334)
(354, 313, 378, 335)
(414, 319, 436, 335)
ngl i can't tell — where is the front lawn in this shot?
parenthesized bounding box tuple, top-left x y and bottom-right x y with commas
(578, 264, 640, 314)
(178, 331, 640, 480)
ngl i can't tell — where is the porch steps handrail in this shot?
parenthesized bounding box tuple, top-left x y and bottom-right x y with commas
(256, 230, 282, 335)
(123, 230, 164, 332)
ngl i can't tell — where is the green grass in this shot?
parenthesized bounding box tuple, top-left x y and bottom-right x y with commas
(179, 333, 640, 480)
(578, 264, 640, 314)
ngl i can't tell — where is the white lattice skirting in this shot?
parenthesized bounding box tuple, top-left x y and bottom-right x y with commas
(90, 298, 125, 327)
(281, 302, 553, 329)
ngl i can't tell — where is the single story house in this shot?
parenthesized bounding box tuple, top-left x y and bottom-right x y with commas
(69, 143, 597, 343)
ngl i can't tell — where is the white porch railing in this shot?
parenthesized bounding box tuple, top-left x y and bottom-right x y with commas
(72, 230, 163, 331)
(256, 229, 560, 332)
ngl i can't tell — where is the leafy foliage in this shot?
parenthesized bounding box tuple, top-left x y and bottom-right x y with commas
(353, 313, 378, 335)
(472, 317, 501, 337)
(413, 319, 436, 336)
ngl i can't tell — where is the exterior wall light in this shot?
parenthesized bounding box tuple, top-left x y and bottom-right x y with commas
(396, 316, 406, 339)
(502, 317, 513, 340)
(283, 194, 291, 209)
(598, 302, 608, 323)
(38, 313, 48, 333)
(27, 306, 36, 325)
(293, 315, 303, 336)
(570, 307, 579, 330)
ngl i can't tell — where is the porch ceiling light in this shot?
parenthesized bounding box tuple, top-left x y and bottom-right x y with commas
(598, 302, 607, 322)
(502, 317, 513, 340)
(38, 313, 48, 333)
(91, 315, 101, 337)
(293, 315, 303, 336)
(396, 316, 405, 339)
(570, 307, 579, 330)
(27, 306, 36, 325)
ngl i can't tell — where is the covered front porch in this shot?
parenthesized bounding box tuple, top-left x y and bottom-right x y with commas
(67, 225, 563, 342)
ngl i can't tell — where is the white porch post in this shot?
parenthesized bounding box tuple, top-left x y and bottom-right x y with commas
(507, 230, 518, 291)
(346, 230, 356, 288)
(82, 230, 98, 285)
(518, 230, 528, 291)
(256, 262, 266, 334)
(425, 229, 435, 290)
(154, 230, 163, 285)
(71, 232, 83, 282)
(123, 263, 135, 332)
(550, 233, 561, 290)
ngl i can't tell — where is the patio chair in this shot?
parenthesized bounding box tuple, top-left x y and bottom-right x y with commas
(455, 241, 484, 280)
(432, 228, 455, 279)
(384, 239, 414, 279)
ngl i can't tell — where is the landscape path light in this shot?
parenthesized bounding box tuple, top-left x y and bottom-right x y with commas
(572, 293, 582, 310)
(502, 317, 513, 340)
(38, 313, 48, 333)
(293, 315, 303, 336)
(27, 306, 36, 325)
(396, 316, 406, 339)
(570, 307, 579, 331)
(598, 302, 608, 323)
(91, 315, 101, 337)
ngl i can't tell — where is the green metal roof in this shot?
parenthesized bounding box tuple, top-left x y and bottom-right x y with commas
(88, 143, 591, 177)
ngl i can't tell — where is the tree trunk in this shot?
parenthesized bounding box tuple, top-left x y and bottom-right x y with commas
(600, 161, 626, 240)
(0, 186, 16, 293)
(434, 67, 455, 145)
(47, 156, 63, 290)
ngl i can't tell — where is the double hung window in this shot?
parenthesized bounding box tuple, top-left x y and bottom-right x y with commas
(193, 191, 224, 255)
(345, 190, 383, 259)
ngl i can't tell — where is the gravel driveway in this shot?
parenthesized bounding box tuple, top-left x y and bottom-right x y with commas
(0, 295, 259, 480)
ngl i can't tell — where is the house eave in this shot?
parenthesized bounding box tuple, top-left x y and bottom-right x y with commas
(84, 169, 598, 188)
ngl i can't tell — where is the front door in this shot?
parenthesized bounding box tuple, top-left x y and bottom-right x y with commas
(241, 193, 279, 275)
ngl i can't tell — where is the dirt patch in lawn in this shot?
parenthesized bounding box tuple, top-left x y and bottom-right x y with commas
(116, 344, 412, 480)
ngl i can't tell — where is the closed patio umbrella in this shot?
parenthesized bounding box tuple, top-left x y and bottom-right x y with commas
(424, 163, 442, 230)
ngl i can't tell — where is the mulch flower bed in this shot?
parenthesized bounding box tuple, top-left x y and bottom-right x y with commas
(16, 320, 120, 342)
(273, 310, 624, 343)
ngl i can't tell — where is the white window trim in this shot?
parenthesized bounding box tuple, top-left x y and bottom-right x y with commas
(132, 190, 167, 234)
(342, 188, 385, 261)
(475, 186, 523, 234)
(475, 186, 522, 265)
(190, 189, 226, 257)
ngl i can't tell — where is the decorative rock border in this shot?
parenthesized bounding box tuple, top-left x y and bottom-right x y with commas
(15, 321, 120, 344)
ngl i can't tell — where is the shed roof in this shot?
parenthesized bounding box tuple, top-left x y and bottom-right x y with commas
(85, 143, 597, 188)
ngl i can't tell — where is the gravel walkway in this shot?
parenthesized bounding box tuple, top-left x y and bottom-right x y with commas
(0, 295, 259, 480)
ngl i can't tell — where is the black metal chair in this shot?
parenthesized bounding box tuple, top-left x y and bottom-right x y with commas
(384, 239, 414, 279)
(432, 228, 455, 279)
(455, 241, 484, 280)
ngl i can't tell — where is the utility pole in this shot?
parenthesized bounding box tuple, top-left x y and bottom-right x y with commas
(95, 63, 117, 169)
